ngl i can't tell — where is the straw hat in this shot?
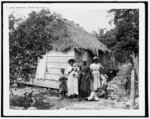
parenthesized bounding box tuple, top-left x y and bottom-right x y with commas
(93, 56, 98, 61)
(82, 58, 87, 62)
(68, 59, 75, 63)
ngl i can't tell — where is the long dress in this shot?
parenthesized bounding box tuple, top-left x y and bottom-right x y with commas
(90, 63, 102, 91)
(79, 65, 91, 97)
(66, 66, 79, 96)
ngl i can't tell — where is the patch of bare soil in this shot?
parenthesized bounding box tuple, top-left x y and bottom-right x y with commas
(10, 87, 138, 110)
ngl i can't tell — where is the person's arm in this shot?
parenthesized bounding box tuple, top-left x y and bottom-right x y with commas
(68, 68, 74, 74)
(90, 64, 92, 70)
(59, 76, 62, 81)
(64, 77, 68, 80)
(89, 65, 94, 80)
(79, 65, 82, 71)
(98, 64, 104, 74)
(66, 67, 74, 75)
(77, 67, 80, 71)
(90, 64, 94, 72)
(100, 64, 104, 69)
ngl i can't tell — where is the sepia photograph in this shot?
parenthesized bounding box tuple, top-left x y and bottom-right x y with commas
(1, 1, 148, 117)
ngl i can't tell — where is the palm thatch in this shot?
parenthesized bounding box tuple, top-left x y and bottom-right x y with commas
(52, 20, 110, 53)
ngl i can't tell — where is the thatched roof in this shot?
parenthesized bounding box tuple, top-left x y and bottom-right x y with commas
(52, 20, 110, 53)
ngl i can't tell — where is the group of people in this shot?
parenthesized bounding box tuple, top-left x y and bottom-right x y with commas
(58, 56, 108, 101)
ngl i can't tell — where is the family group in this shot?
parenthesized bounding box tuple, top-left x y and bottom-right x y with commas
(59, 56, 108, 101)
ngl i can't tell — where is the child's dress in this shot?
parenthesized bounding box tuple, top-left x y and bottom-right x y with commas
(59, 74, 68, 94)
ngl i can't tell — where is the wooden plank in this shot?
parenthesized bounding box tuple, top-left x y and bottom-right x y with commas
(34, 79, 60, 89)
(44, 73, 60, 80)
(45, 72, 60, 75)
(47, 50, 75, 57)
(20, 79, 60, 89)
(47, 56, 74, 63)
(47, 62, 70, 69)
(46, 68, 61, 74)
(46, 67, 61, 69)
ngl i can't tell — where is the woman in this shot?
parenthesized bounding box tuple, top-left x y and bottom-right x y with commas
(79, 59, 91, 97)
(66, 59, 79, 97)
(90, 56, 104, 91)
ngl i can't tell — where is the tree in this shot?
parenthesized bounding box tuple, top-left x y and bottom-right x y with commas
(109, 9, 139, 61)
(95, 9, 139, 64)
(9, 10, 68, 83)
(93, 28, 118, 72)
(108, 9, 139, 80)
(109, 9, 139, 108)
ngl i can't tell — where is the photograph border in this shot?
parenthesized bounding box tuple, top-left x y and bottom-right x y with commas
(1, 1, 149, 117)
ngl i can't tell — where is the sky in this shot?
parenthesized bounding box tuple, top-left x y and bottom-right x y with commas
(8, 3, 115, 33)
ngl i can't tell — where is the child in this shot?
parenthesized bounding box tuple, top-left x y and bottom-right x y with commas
(72, 63, 80, 78)
(101, 74, 108, 86)
(59, 68, 68, 99)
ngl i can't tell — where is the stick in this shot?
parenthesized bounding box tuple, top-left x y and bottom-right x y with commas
(130, 69, 135, 109)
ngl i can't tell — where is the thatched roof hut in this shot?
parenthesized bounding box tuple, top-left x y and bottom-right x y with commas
(52, 20, 110, 54)
(34, 20, 110, 89)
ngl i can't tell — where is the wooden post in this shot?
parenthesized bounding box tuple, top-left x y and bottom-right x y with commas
(10, 87, 14, 97)
(130, 69, 135, 109)
(97, 50, 99, 57)
(95, 49, 99, 57)
(44, 55, 47, 81)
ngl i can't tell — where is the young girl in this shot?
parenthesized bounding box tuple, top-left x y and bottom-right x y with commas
(59, 68, 68, 98)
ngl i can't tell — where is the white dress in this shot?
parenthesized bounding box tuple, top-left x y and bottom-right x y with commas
(90, 63, 102, 91)
(66, 66, 79, 96)
(87, 91, 99, 101)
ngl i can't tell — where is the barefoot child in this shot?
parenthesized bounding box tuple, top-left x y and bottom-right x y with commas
(59, 68, 68, 98)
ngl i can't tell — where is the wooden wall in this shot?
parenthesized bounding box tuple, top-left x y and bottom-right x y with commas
(45, 50, 75, 80)
(34, 49, 93, 88)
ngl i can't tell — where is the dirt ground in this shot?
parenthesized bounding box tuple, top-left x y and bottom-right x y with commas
(10, 87, 138, 110)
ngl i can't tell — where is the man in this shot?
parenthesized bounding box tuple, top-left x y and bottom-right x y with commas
(87, 84, 108, 101)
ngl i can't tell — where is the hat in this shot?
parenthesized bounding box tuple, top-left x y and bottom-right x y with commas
(93, 56, 98, 61)
(82, 59, 87, 62)
(68, 59, 75, 63)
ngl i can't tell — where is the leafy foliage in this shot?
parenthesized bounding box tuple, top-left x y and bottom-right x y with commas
(9, 10, 67, 83)
(94, 9, 139, 63)
(108, 9, 139, 62)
